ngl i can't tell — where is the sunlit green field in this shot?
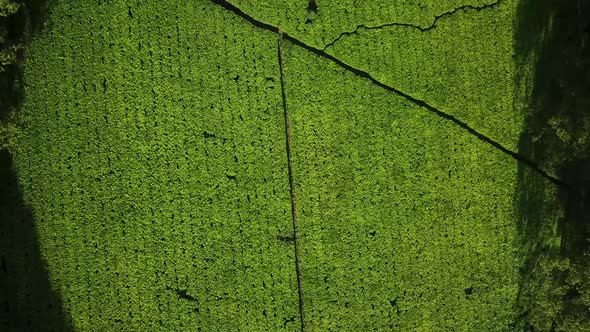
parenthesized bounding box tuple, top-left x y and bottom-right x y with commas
(3, 0, 575, 330)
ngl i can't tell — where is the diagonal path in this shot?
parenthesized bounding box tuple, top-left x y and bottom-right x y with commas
(280, 37, 531, 330)
(208, 0, 569, 191)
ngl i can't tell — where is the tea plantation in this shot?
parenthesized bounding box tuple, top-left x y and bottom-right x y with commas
(1, 0, 586, 331)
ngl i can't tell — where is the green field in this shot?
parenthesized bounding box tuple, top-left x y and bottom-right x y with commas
(1, 0, 587, 331)
(283, 39, 525, 330)
(233, 0, 523, 152)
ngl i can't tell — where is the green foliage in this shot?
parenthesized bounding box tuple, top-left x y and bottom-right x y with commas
(0, 119, 16, 148)
(0, 0, 19, 18)
(515, 0, 590, 174)
(13, 1, 299, 330)
(280, 39, 526, 330)
(232, 0, 521, 152)
(0, 44, 20, 71)
(232, 0, 492, 49)
(0, 149, 72, 331)
(516, 250, 590, 331)
(513, 0, 590, 330)
(0, 0, 20, 72)
(559, 254, 590, 331)
(8, 0, 584, 330)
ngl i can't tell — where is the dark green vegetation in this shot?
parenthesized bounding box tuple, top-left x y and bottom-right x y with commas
(1, 1, 72, 331)
(513, 0, 590, 330)
(0, 1, 21, 72)
(0, 0, 23, 149)
(0, 150, 72, 331)
(1, 0, 48, 145)
(0, 0, 588, 331)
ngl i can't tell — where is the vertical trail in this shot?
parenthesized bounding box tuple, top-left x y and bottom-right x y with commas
(278, 29, 307, 332)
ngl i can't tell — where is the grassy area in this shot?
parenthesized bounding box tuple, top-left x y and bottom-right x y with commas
(231, 0, 523, 153)
(2, 0, 588, 330)
(231, 0, 492, 49)
(12, 1, 299, 330)
(282, 39, 528, 331)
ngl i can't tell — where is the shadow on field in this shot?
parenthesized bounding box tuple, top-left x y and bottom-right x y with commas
(0, 150, 72, 332)
(0, 0, 51, 122)
(1, 0, 71, 331)
(513, 0, 590, 330)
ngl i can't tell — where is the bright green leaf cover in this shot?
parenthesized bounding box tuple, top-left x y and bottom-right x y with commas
(3, 0, 579, 330)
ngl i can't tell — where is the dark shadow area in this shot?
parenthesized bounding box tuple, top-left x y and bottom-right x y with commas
(22, 0, 51, 34)
(559, 158, 590, 257)
(0, 0, 51, 121)
(1, 1, 70, 331)
(307, 0, 318, 13)
(0, 150, 72, 332)
(513, 0, 590, 330)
